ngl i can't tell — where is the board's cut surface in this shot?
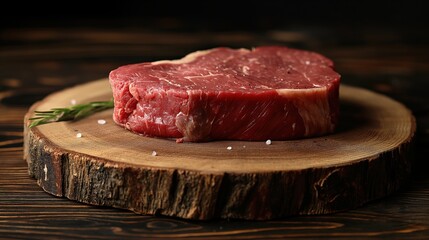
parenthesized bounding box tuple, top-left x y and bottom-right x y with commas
(109, 46, 341, 142)
(24, 79, 415, 220)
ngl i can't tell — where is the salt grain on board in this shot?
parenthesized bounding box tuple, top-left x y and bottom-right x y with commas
(76, 133, 82, 138)
(227, 146, 232, 150)
(266, 139, 272, 145)
(152, 151, 158, 156)
(70, 99, 77, 105)
(97, 119, 106, 125)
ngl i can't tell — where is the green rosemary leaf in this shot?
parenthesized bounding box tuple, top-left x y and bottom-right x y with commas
(74, 105, 95, 120)
(28, 99, 114, 127)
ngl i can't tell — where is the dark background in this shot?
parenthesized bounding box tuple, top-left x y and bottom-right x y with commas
(2, 0, 427, 30)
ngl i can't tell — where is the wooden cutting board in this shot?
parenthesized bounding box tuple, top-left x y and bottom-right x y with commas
(23, 79, 415, 220)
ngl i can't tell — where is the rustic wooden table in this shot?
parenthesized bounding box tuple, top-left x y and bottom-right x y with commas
(1, 19, 429, 238)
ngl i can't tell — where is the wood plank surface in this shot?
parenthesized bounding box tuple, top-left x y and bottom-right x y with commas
(1, 14, 429, 238)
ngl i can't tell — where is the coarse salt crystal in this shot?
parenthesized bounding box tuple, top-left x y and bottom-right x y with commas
(152, 150, 158, 156)
(265, 139, 272, 145)
(70, 99, 77, 105)
(227, 146, 232, 150)
(97, 119, 106, 125)
(76, 133, 82, 138)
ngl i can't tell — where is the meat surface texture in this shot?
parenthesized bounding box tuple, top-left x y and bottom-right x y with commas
(109, 46, 341, 142)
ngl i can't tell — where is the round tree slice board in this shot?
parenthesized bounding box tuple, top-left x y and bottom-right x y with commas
(23, 79, 416, 220)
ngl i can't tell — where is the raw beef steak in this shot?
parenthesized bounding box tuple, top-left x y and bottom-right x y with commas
(109, 46, 341, 142)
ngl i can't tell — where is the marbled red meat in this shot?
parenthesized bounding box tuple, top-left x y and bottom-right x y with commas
(109, 46, 340, 142)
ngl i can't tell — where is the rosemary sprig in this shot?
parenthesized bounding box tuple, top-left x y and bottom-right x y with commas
(28, 99, 114, 128)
